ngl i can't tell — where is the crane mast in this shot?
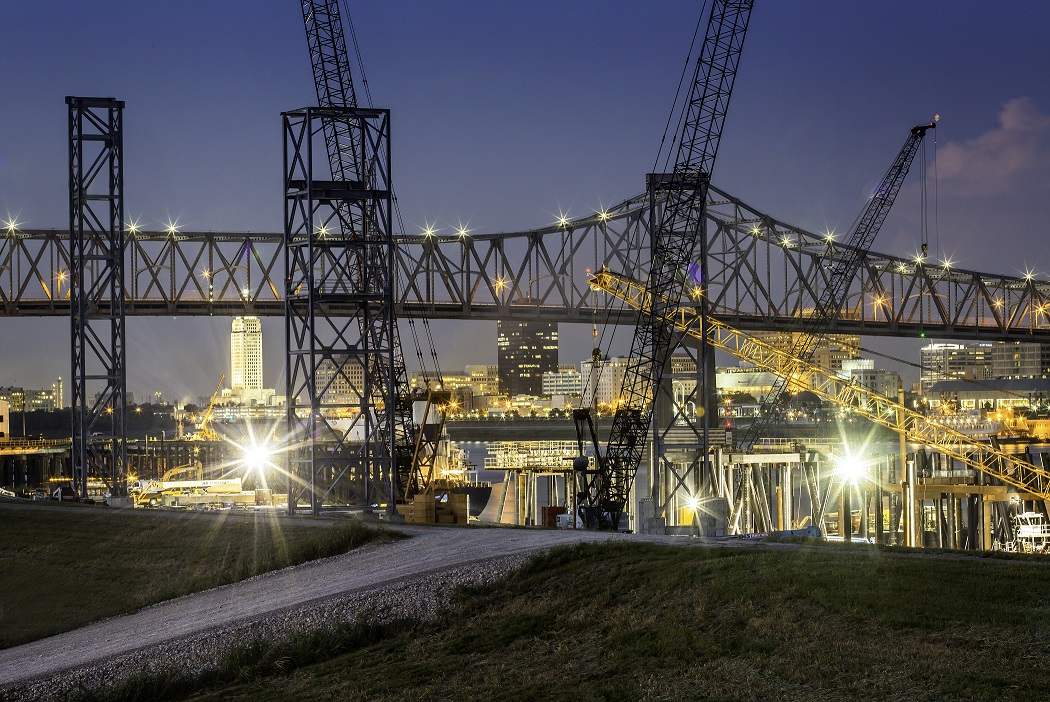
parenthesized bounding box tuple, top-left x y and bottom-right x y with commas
(577, 0, 753, 529)
(299, 1, 419, 500)
(736, 121, 935, 450)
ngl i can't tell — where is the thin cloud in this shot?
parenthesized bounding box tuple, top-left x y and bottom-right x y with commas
(937, 97, 1050, 196)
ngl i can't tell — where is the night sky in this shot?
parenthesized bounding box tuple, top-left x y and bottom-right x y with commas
(1, 1, 1049, 403)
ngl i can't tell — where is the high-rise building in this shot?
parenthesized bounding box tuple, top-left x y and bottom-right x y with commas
(231, 316, 263, 392)
(750, 331, 860, 373)
(580, 356, 632, 409)
(316, 355, 365, 408)
(496, 320, 558, 397)
(542, 367, 582, 396)
(920, 342, 992, 393)
(991, 342, 1050, 379)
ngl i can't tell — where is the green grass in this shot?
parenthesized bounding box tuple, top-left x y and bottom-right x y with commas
(72, 540, 1050, 701)
(0, 503, 398, 648)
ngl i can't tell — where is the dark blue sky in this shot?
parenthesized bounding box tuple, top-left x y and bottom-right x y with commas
(2, 1, 1049, 401)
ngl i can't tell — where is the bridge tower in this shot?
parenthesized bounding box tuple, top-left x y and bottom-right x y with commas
(66, 96, 127, 499)
(283, 106, 398, 514)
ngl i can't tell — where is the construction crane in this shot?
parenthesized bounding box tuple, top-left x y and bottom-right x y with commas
(592, 268, 1050, 500)
(186, 374, 224, 442)
(574, 0, 754, 529)
(736, 120, 936, 449)
(299, 1, 420, 499)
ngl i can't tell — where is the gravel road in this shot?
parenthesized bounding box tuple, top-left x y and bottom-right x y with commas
(0, 523, 692, 700)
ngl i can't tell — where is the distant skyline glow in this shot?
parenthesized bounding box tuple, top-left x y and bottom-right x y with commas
(1, 1, 1049, 401)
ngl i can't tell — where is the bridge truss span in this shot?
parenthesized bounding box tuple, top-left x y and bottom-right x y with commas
(5, 184, 1050, 342)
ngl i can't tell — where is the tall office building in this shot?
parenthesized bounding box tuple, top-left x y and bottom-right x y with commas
(497, 320, 558, 397)
(750, 331, 860, 373)
(920, 342, 992, 393)
(231, 316, 263, 392)
(991, 341, 1050, 379)
(580, 356, 632, 409)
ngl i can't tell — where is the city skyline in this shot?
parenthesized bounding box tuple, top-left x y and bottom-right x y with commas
(1, 2, 1049, 398)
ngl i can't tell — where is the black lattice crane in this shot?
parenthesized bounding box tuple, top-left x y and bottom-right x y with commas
(289, 1, 418, 510)
(736, 120, 936, 450)
(574, 0, 754, 529)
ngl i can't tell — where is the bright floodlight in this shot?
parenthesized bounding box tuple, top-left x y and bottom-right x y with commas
(837, 452, 867, 484)
(685, 496, 700, 511)
(243, 442, 274, 471)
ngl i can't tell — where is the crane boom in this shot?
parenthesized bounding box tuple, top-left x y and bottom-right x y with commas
(594, 268, 1050, 500)
(301, 0, 361, 179)
(300, 1, 420, 499)
(578, 0, 754, 529)
(737, 121, 936, 449)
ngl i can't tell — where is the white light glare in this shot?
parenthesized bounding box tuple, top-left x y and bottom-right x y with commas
(243, 441, 274, 472)
(836, 452, 867, 484)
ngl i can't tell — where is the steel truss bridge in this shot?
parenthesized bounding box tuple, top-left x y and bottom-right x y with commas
(4, 182, 1050, 342)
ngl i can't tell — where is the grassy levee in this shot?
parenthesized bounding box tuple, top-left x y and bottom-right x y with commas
(0, 502, 397, 649)
(74, 540, 1050, 702)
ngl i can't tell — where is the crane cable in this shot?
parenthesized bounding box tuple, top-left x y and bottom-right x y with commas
(591, 2, 709, 401)
(343, 0, 443, 388)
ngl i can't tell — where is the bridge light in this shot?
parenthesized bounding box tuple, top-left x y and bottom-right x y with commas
(941, 256, 954, 270)
(165, 219, 180, 236)
(750, 225, 761, 235)
(913, 253, 925, 266)
(457, 226, 469, 239)
(126, 220, 140, 235)
(557, 215, 570, 228)
(824, 230, 835, 244)
(3, 217, 21, 234)
(597, 210, 609, 222)
(993, 297, 1004, 308)
(1024, 269, 1035, 282)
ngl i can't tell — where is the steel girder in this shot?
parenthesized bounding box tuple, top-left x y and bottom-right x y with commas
(5, 184, 1050, 341)
(67, 96, 127, 499)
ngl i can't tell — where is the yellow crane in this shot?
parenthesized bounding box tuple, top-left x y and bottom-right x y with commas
(592, 269, 1050, 500)
(186, 374, 224, 442)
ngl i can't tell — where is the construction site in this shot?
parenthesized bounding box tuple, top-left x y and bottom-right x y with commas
(0, 1, 1048, 559)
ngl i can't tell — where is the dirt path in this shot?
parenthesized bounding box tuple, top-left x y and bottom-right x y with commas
(0, 524, 675, 688)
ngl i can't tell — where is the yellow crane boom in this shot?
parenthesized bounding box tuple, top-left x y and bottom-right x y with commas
(187, 374, 224, 442)
(592, 269, 1050, 499)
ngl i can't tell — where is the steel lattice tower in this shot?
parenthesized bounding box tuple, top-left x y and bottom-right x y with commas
(67, 96, 127, 499)
(284, 106, 398, 514)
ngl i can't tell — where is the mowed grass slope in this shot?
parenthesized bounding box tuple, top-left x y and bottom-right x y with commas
(129, 541, 1050, 702)
(0, 503, 395, 648)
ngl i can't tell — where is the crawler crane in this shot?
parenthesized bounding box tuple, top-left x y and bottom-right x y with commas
(736, 121, 936, 449)
(298, 1, 424, 501)
(574, 0, 754, 529)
